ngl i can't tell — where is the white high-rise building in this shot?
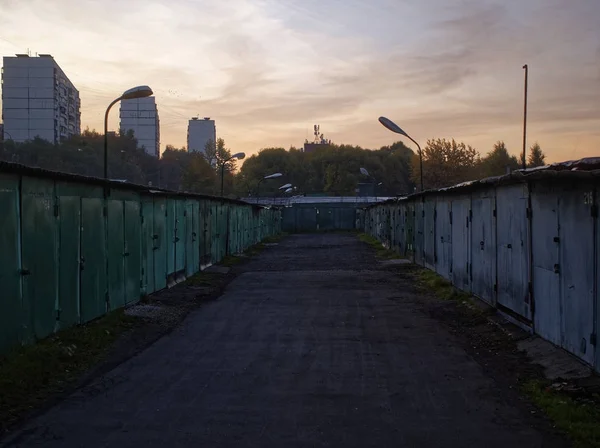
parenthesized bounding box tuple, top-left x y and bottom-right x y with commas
(1, 54, 81, 144)
(187, 117, 216, 155)
(119, 97, 160, 157)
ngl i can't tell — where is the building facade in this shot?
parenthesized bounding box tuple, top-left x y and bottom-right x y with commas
(1, 54, 81, 144)
(119, 97, 160, 157)
(187, 117, 216, 156)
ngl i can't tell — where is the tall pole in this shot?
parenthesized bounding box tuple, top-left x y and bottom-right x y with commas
(408, 137, 424, 192)
(104, 97, 121, 180)
(522, 64, 528, 170)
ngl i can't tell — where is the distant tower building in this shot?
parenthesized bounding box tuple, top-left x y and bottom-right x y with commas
(119, 97, 160, 157)
(1, 54, 81, 143)
(187, 117, 216, 155)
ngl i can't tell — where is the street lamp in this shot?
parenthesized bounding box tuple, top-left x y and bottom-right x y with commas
(221, 152, 245, 197)
(256, 172, 283, 203)
(378, 116, 424, 192)
(104, 85, 153, 180)
(279, 183, 292, 190)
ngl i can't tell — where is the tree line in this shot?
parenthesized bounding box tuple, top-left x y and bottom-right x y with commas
(0, 130, 546, 197)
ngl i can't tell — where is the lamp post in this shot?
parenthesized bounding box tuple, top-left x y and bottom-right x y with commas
(360, 167, 378, 199)
(1, 129, 14, 153)
(104, 85, 153, 180)
(522, 64, 528, 170)
(378, 116, 424, 192)
(256, 172, 283, 204)
(274, 183, 293, 205)
(221, 152, 245, 197)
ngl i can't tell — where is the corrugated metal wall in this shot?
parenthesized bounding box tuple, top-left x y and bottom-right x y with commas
(0, 171, 281, 355)
(281, 203, 359, 233)
(362, 178, 600, 373)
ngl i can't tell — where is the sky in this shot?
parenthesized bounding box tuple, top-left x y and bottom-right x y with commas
(1, 0, 599, 162)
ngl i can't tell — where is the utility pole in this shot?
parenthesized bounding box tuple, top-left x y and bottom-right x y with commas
(522, 64, 528, 170)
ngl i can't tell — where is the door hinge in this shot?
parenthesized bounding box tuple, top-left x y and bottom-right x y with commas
(591, 204, 598, 218)
(54, 203, 59, 217)
(493, 208, 497, 218)
(553, 263, 560, 274)
(56, 308, 61, 321)
(141, 215, 144, 224)
(469, 209, 472, 221)
(553, 236, 560, 243)
(469, 263, 473, 281)
(105, 291, 110, 305)
(422, 210, 425, 217)
(434, 210, 437, 220)
(528, 281, 533, 295)
(591, 333, 597, 346)
(184, 209, 187, 217)
(449, 211, 453, 225)
(493, 283, 498, 292)
(526, 207, 532, 219)
(103, 206, 107, 217)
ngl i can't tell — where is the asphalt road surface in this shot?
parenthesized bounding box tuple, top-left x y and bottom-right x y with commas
(5, 234, 563, 447)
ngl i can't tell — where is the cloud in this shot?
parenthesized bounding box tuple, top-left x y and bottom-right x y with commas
(0, 0, 599, 162)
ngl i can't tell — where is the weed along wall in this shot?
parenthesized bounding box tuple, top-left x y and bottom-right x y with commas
(362, 163, 600, 373)
(0, 162, 281, 355)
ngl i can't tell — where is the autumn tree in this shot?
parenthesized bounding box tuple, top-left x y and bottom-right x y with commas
(479, 141, 520, 177)
(411, 138, 479, 190)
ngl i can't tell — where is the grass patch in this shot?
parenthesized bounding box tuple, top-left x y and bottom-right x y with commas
(523, 380, 600, 448)
(417, 270, 471, 302)
(0, 310, 138, 432)
(357, 233, 403, 260)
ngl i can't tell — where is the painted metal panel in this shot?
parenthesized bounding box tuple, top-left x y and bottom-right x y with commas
(165, 199, 176, 275)
(124, 201, 141, 305)
(175, 200, 186, 272)
(471, 190, 496, 305)
(423, 199, 436, 269)
(531, 184, 560, 343)
(153, 198, 167, 291)
(414, 201, 424, 265)
(558, 184, 595, 365)
(596, 186, 600, 373)
(80, 198, 107, 323)
(435, 199, 452, 280)
(141, 199, 154, 295)
(107, 200, 125, 310)
(58, 195, 81, 327)
(21, 177, 58, 341)
(0, 174, 23, 352)
(497, 184, 531, 320)
(451, 196, 470, 291)
(397, 205, 406, 256)
(185, 202, 194, 277)
(405, 203, 414, 256)
(318, 207, 335, 231)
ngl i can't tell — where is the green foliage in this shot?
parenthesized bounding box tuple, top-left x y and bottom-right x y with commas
(0, 310, 138, 432)
(412, 138, 479, 189)
(357, 233, 403, 259)
(236, 142, 416, 198)
(523, 380, 600, 448)
(479, 141, 520, 177)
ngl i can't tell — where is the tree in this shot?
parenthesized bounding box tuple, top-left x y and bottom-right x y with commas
(527, 142, 546, 167)
(479, 141, 520, 177)
(181, 152, 216, 193)
(411, 138, 479, 189)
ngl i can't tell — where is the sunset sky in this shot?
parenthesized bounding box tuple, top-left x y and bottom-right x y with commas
(1, 0, 598, 162)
